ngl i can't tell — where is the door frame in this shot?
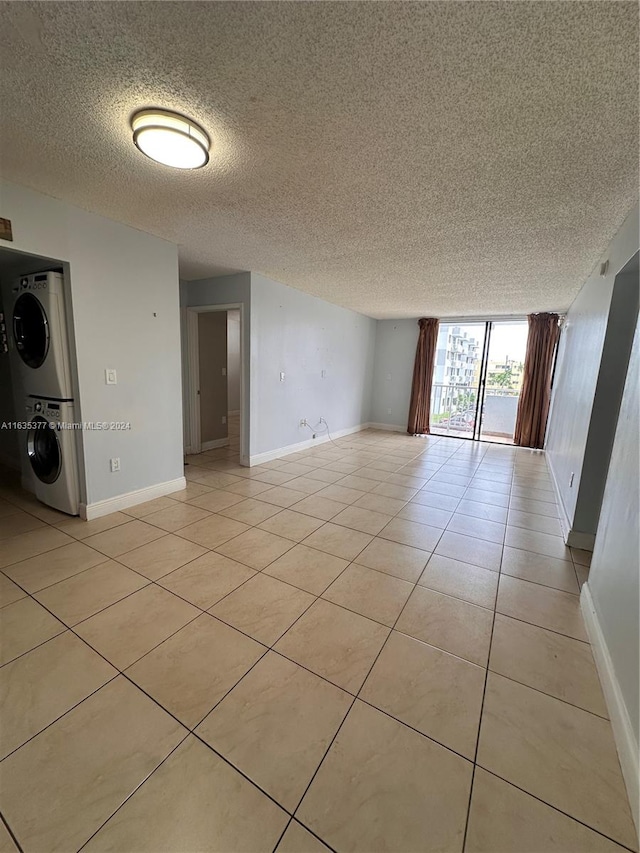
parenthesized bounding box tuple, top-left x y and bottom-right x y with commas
(185, 302, 246, 464)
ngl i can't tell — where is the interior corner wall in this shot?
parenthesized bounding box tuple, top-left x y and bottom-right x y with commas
(249, 273, 376, 460)
(546, 202, 639, 544)
(369, 319, 419, 429)
(0, 179, 184, 508)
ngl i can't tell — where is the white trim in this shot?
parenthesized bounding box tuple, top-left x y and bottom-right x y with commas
(368, 422, 406, 433)
(201, 437, 229, 451)
(79, 476, 187, 520)
(249, 423, 370, 466)
(581, 582, 639, 839)
(547, 457, 596, 552)
(566, 529, 596, 551)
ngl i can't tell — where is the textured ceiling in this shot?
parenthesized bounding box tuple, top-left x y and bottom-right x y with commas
(0, 1, 637, 319)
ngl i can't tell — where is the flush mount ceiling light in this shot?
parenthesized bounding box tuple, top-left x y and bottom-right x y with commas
(131, 109, 210, 169)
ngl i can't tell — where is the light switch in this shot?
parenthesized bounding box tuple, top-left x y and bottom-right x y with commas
(279, 372, 285, 382)
(105, 369, 117, 385)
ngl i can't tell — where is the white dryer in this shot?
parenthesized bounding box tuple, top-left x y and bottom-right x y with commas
(3, 271, 74, 400)
(25, 397, 80, 515)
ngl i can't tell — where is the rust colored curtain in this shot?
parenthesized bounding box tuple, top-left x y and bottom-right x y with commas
(514, 312, 561, 448)
(407, 318, 439, 435)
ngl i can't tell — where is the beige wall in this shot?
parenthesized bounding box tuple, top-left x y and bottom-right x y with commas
(198, 311, 228, 444)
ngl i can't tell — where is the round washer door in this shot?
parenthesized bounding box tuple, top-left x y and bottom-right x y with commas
(13, 293, 50, 368)
(27, 418, 61, 484)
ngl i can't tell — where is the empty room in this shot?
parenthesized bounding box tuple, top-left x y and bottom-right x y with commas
(0, 2, 638, 852)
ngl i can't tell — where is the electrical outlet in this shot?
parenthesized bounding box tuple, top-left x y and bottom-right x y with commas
(387, 408, 392, 415)
(110, 457, 120, 473)
(105, 369, 117, 385)
(279, 372, 285, 382)
(300, 418, 307, 427)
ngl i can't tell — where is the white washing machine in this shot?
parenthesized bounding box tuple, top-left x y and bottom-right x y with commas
(25, 397, 80, 515)
(3, 271, 74, 400)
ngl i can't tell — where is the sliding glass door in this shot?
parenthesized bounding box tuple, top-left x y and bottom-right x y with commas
(429, 319, 528, 444)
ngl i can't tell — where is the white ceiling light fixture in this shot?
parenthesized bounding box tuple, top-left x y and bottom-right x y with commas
(131, 108, 210, 169)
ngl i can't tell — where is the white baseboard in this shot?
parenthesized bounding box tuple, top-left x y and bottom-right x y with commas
(202, 437, 229, 451)
(367, 422, 407, 433)
(581, 582, 639, 839)
(80, 476, 187, 520)
(249, 423, 371, 466)
(547, 457, 594, 552)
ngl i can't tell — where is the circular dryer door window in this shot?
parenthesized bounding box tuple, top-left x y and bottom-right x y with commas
(27, 418, 61, 484)
(13, 293, 50, 368)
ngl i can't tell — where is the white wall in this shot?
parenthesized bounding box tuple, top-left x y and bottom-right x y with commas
(369, 319, 419, 429)
(227, 308, 241, 412)
(0, 180, 184, 508)
(249, 274, 376, 458)
(546, 203, 639, 542)
(586, 317, 639, 828)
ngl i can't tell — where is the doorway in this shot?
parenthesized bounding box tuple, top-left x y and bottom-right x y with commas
(429, 319, 529, 444)
(185, 304, 244, 463)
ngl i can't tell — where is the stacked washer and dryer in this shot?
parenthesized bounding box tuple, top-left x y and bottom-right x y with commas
(2, 271, 80, 515)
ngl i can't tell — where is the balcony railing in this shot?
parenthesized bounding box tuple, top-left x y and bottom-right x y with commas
(430, 382, 520, 441)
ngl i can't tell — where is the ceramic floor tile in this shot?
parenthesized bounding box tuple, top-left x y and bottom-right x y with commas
(159, 551, 256, 608)
(302, 522, 373, 561)
(466, 768, 628, 853)
(314, 484, 367, 505)
(0, 631, 116, 759)
(0, 820, 18, 852)
(304, 468, 347, 484)
(497, 574, 587, 640)
(166, 483, 212, 503)
(396, 502, 453, 529)
(2, 542, 108, 596)
(455, 498, 508, 523)
(142, 503, 212, 532)
(198, 652, 351, 810)
(490, 614, 607, 717)
(477, 673, 637, 849)
(0, 677, 185, 853)
(354, 536, 430, 582)
(378, 517, 442, 551)
(0, 511, 46, 540)
(571, 547, 593, 567)
(361, 630, 485, 759)
(0, 597, 66, 665)
(447, 513, 505, 544)
(54, 512, 131, 539)
(501, 545, 579, 593)
(373, 481, 420, 501)
(322, 563, 413, 627)
(210, 573, 314, 645)
(0, 573, 26, 608)
(0, 527, 74, 569)
(83, 736, 287, 853)
(122, 497, 178, 518)
(508, 508, 563, 537)
(505, 525, 572, 561)
(219, 498, 283, 525)
(255, 486, 307, 508)
(420, 480, 467, 499)
(276, 821, 332, 853)
(274, 599, 389, 693)
(464, 488, 510, 508)
(221, 479, 274, 498)
(126, 614, 265, 728)
(262, 544, 349, 595)
(258, 509, 325, 541)
(34, 560, 149, 625)
(178, 513, 249, 550)
(334, 474, 378, 494)
(331, 505, 393, 536)
(289, 494, 345, 521)
(418, 554, 499, 609)
(509, 495, 560, 518)
(115, 534, 207, 580)
(75, 584, 200, 669)
(434, 530, 502, 572)
(409, 489, 460, 511)
(396, 586, 493, 666)
(297, 700, 472, 853)
(215, 527, 294, 569)
(83, 520, 166, 558)
(187, 489, 246, 513)
(352, 492, 407, 515)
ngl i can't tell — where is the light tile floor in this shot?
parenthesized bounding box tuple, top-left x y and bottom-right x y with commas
(0, 430, 637, 853)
